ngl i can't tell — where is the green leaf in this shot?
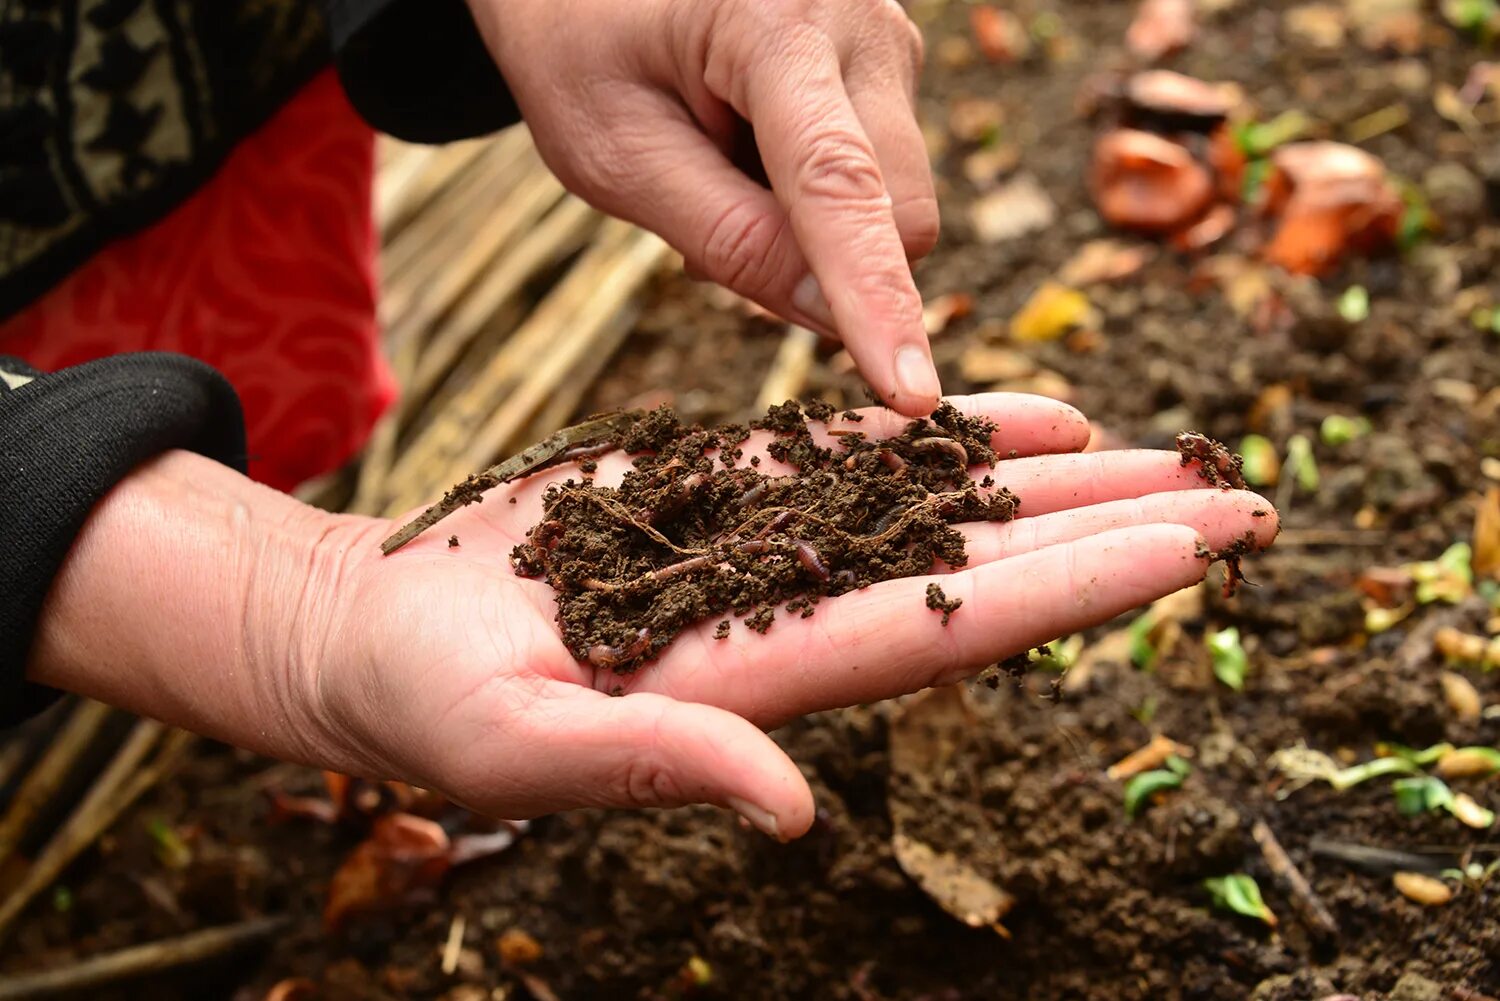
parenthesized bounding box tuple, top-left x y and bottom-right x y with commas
(1285, 434, 1320, 493)
(1337, 285, 1370, 323)
(1410, 543, 1474, 605)
(1319, 414, 1371, 447)
(1204, 874, 1276, 926)
(1129, 612, 1159, 671)
(1241, 157, 1273, 204)
(1130, 694, 1160, 725)
(1206, 627, 1248, 691)
(1397, 181, 1435, 252)
(147, 818, 192, 870)
(1239, 434, 1280, 487)
(51, 886, 72, 914)
(1124, 768, 1185, 818)
(1030, 635, 1084, 672)
(1234, 111, 1311, 159)
(1329, 755, 1419, 790)
(1165, 754, 1193, 777)
(1393, 776, 1456, 816)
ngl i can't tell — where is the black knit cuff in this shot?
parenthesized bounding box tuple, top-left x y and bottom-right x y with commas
(326, 0, 522, 144)
(0, 353, 247, 726)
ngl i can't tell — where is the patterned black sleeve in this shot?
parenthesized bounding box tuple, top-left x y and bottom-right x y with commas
(0, 354, 247, 727)
(325, 0, 522, 144)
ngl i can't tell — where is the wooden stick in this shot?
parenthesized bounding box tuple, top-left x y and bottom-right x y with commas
(1250, 818, 1339, 942)
(0, 721, 170, 942)
(379, 410, 644, 554)
(0, 916, 288, 1000)
(754, 325, 820, 412)
(0, 700, 113, 870)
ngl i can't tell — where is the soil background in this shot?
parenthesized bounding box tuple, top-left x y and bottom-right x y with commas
(5, 1, 1500, 998)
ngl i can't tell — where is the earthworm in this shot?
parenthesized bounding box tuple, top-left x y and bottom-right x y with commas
(1174, 431, 1246, 490)
(909, 437, 969, 466)
(587, 628, 652, 671)
(530, 518, 565, 548)
(878, 449, 908, 473)
(793, 540, 831, 581)
(558, 441, 618, 464)
(733, 481, 767, 510)
(649, 471, 707, 523)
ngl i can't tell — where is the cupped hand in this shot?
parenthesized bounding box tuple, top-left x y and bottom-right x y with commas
(464, 0, 942, 415)
(310, 395, 1278, 840)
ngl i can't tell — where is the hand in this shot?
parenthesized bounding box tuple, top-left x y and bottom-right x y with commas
(465, 0, 943, 415)
(309, 395, 1278, 839)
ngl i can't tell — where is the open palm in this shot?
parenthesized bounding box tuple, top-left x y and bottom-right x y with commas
(315, 394, 1277, 839)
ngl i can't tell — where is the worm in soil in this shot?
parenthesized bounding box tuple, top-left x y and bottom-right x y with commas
(909, 436, 969, 467)
(587, 628, 652, 671)
(793, 540, 831, 581)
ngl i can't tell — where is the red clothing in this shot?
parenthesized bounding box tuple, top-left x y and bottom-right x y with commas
(0, 70, 394, 492)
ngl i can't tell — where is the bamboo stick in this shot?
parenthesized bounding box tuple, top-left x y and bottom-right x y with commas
(381, 219, 637, 502)
(0, 700, 114, 871)
(411, 196, 601, 399)
(754, 325, 820, 411)
(0, 916, 288, 1000)
(0, 720, 168, 942)
(517, 304, 640, 448)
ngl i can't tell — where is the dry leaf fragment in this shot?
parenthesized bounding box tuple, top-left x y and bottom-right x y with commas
(1091, 129, 1214, 233)
(960, 345, 1037, 384)
(969, 174, 1058, 243)
(1171, 202, 1237, 252)
(1011, 282, 1098, 342)
(1059, 239, 1153, 285)
(498, 928, 544, 966)
(1393, 871, 1454, 906)
(891, 832, 1015, 932)
(324, 813, 452, 931)
(970, 5, 1030, 63)
(1474, 487, 1500, 579)
(264, 979, 317, 1001)
(1440, 671, 1484, 724)
(1262, 142, 1402, 276)
(1125, 71, 1239, 130)
(923, 293, 975, 336)
(1284, 4, 1348, 48)
(1127, 0, 1195, 62)
(1107, 734, 1195, 781)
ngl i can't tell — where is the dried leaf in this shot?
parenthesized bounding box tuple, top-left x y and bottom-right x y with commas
(1010, 282, 1097, 342)
(497, 928, 545, 966)
(1284, 4, 1348, 48)
(923, 293, 975, 336)
(1127, 0, 1195, 62)
(1091, 130, 1214, 233)
(1440, 671, 1484, 723)
(1058, 239, 1153, 286)
(1125, 71, 1239, 128)
(960, 345, 1037, 384)
(1392, 871, 1454, 907)
(1435, 746, 1500, 778)
(1474, 487, 1500, 579)
(1262, 142, 1402, 276)
(889, 685, 976, 785)
(969, 174, 1057, 243)
(324, 813, 453, 931)
(1106, 734, 1194, 781)
(969, 5, 1030, 63)
(1171, 202, 1237, 252)
(891, 832, 1015, 931)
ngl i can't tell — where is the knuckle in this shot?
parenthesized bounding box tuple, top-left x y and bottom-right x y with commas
(796, 131, 889, 205)
(619, 754, 686, 809)
(699, 200, 787, 294)
(898, 195, 941, 257)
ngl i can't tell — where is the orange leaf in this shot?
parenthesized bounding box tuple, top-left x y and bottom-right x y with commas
(324, 813, 452, 931)
(1091, 130, 1214, 233)
(1475, 487, 1500, 579)
(1127, 0, 1195, 62)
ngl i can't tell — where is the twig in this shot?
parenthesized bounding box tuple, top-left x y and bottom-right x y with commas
(441, 913, 466, 976)
(1250, 819, 1339, 942)
(0, 916, 288, 1000)
(378, 137, 492, 237)
(380, 410, 644, 554)
(0, 700, 114, 870)
(1308, 837, 1455, 876)
(754, 325, 820, 412)
(0, 723, 190, 943)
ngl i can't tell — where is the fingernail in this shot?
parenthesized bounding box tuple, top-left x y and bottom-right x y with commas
(727, 797, 781, 839)
(894, 343, 941, 407)
(792, 274, 835, 330)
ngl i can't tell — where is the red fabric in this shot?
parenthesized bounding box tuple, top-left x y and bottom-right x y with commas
(0, 69, 395, 492)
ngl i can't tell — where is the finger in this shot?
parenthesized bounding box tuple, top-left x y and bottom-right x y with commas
(959, 489, 1280, 566)
(492, 689, 815, 839)
(742, 33, 939, 416)
(845, 33, 939, 258)
(499, 393, 1092, 508)
(987, 450, 1221, 517)
(643, 524, 1210, 725)
(595, 97, 826, 333)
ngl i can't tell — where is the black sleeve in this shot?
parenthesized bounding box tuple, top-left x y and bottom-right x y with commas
(324, 0, 523, 144)
(0, 354, 247, 727)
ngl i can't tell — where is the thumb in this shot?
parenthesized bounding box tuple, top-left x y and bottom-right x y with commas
(508, 690, 816, 839)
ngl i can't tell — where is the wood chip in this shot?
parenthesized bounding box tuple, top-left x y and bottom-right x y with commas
(1392, 871, 1454, 907)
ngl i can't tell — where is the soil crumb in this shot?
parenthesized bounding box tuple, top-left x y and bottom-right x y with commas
(925, 582, 963, 625)
(513, 401, 1017, 672)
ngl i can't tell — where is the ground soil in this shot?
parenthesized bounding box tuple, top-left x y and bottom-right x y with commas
(5, 1, 1500, 998)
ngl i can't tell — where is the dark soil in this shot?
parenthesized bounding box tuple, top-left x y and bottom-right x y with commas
(5, 1, 1500, 999)
(512, 401, 1014, 673)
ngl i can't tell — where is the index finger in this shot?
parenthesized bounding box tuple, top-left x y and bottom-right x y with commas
(744, 35, 940, 416)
